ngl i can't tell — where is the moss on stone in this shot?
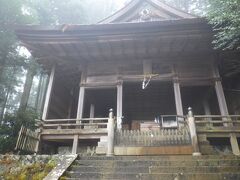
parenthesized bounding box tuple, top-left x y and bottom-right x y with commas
(0, 159, 56, 180)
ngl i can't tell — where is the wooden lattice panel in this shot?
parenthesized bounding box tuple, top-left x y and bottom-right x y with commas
(115, 127, 191, 147)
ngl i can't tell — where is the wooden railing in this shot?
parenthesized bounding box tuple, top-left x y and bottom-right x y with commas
(37, 110, 115, 155)
(115, 127, 191, 147)
(38, 118, 108, 130)
(187, 108, 240, 156)
(36, 108, 240, 156)
(195, 115, 240, 130)
(15, 125, 40, 153)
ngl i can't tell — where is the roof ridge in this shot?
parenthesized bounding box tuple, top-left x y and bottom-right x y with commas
(147, 0, 197, 18)
(98, 0, 140, 24)
(98, 0, 196, 24)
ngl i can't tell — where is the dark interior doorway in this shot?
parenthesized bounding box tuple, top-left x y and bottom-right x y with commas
(83, 88, 117, 118)
(181, 86, 220, 115)
(123, 81, 176, 123)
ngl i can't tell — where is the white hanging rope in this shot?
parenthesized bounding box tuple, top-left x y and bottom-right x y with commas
(142, 75, 152, 89)
(142, 74, 160, 89)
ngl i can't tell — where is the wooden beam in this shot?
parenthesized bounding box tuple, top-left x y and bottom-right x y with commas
(41, 129, 108, 135)
(143, 59, 152, 75)
(42, 65, 55, 120)
(42, 134, 106, 140)
(83, 82, 117, 89)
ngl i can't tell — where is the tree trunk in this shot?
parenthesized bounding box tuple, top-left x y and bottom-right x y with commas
(19, 62, 36, 112)
(0, 87, 10, 123)
(0, 66, 16, 122)
(0, 53, 7, 83)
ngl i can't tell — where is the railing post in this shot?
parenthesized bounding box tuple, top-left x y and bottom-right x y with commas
(72, 134, 79, 154)
(34, 128, 42, 154)
(107, 109, 115, 156)
(187, 107, 201, 156)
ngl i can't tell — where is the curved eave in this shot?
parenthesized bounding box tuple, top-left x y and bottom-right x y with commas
(16, 18, 209, 41)
(15, 18, 215, 72)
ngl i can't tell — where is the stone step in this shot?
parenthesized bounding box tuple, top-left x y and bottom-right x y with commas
(73, 159, 240, 167)
(62, 155, 240, 179)
(99, 136, 108, 141)
(95, 147, 106, 154)
(97, 141, 107, 147)
(68, 165, 240, 173)
(77, 155, 240, 161)
(64, 172, 240, 180)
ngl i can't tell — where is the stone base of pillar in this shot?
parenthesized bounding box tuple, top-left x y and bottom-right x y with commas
(230, 134, 240, 156)
(192, 152, 202, 156)
(72, 135, 79, 154)
(106, 153, 114, 157)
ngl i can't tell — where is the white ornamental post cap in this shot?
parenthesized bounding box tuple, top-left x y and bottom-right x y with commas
(188, 107, 193, 117)
(109, 109, 114, 118)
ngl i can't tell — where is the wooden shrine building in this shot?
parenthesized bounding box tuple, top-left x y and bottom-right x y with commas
(16, 0, 240, 155)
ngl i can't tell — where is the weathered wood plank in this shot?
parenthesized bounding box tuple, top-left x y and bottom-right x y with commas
(41, 129, 108, 135)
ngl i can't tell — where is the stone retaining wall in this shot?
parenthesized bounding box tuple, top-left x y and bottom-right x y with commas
(0, 154, 66, 178)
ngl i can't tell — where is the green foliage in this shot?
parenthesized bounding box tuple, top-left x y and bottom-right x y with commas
(164, 0, 208, 16)
(26, 0, 125, 25)
(0, 0, 36, 64)
(207, 0, 240, 50)
(1, 159, 56, 180)
(0, 0, 37, 121)
(0, 109, 38, 153)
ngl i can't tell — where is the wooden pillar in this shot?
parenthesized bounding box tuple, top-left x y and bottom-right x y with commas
(42, 65, 55, 120)
(107, 109, 114, 156)
(213, 66, 229, 117)
(173, 79, 183, 116)
(214, 66, 240, 155)
(74, 70, 86, 154)
(187, 107, 201, 156)
(77, 70, 87, 120)
(67, 89, 74, 118)
(203, 100, 211, 116)
(215, 80, 229, 117)
(39, 74, 49, 114)
(76, 87, 85, 120)
(90, 104, 95, 118)
(72, 134, 79, 154)
(87, 104, 95, 129)
(203, 99, 212, 127)
(117, 82, 123, 130)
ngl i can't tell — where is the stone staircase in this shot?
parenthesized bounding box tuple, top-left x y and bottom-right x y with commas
(61, 155, 240, 180)
(95, 136, 107, 154)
